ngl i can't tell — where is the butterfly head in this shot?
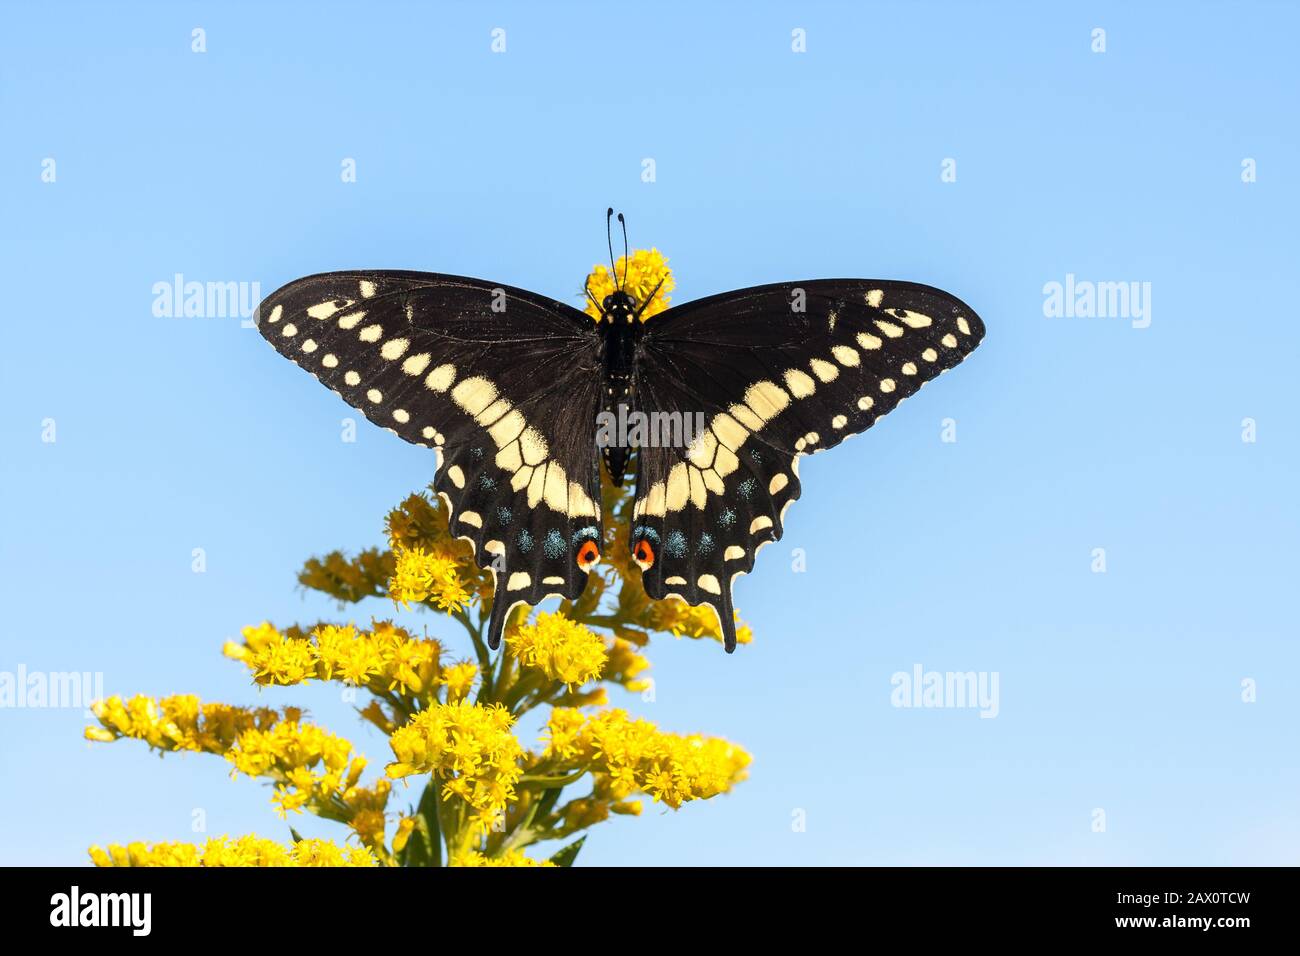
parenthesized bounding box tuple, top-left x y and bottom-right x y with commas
(601, 290, 638, 323)
(594, 209, 636, 323)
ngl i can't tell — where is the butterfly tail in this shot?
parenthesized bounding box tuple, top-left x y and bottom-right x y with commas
(714, 592, 737, 654)
(486, 582, 516, 651)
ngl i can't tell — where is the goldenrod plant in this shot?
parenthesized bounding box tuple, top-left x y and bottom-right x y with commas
(86, 254, 752, 868)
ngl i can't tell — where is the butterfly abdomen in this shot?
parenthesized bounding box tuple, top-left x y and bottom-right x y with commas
(597, 311, 642, 485)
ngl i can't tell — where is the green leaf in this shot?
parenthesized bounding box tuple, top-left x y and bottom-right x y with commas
(548, 836, 586, 868)
(397, 818, 431, 869)
(288, 826, 304, 844)
(398, 780, 442, 868)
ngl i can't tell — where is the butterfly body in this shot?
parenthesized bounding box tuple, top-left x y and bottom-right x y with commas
(257, 221, 985, 657)
(596, 290, 643, 485)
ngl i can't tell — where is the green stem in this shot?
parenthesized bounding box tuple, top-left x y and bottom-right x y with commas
(378, 688, 412, 722)
(417, 779, 442, 868)
(518, 765, 590, 789)
(494, 647, 518, 706)
(501, 784, 571, 854)
(497, 795, 542, 855)
(455, 608, 493, 698)
(573, 614, 622, 627)
(502, 671, 547, 712)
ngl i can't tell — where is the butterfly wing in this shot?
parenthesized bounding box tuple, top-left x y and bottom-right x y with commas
(258, 271, 605, 647)
(630, 280, 985, 651)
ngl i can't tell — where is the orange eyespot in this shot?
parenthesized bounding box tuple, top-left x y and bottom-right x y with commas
(576, 539, 601, 571)
(633, 538, 655, 571)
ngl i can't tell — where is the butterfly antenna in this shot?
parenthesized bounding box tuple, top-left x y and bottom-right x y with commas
(634, 275, 667, 319)
(618, 213, 629, 290)
(583, 276, 603, 314)
(606, 207, 621, 291)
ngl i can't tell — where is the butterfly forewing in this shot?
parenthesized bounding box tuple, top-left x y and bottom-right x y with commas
(257, 271, 605, 647)
(631, 280, 985, 650)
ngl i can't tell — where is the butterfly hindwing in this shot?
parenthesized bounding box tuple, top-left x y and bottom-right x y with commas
(630, 280, 985, 650)
(257, 271, 606, 647)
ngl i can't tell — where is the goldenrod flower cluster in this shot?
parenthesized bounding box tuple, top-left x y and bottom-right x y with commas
(545, 707, 751, 809)
(298, 547, 392, 604)
(90, 836, 376, 867)
(508, 611, 607, 687)
(645, 599, 755, 647)
(601, 637, 653, 693)
(86, 694, 286, 754)
(225, 716, 359, 817)
(450, 849, 554, 868)
(87, 251, 754, 867)
(440, 661, 479, 702)
(386, 492, 491, 606)
(225, 620, 443, 697)
(390, 546, 473, 612)
(386, 701, 523, 836)
(584, 248, 675, 321)
(86, 693, 392, 844)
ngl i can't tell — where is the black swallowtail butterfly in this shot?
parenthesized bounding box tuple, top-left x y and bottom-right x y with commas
(258, 210, 985, 653)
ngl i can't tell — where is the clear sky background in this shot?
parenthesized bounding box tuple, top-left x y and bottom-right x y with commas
(2, 1, 1297, 866)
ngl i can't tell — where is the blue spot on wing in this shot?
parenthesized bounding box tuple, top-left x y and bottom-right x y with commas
(718, 508, 737, 528)
(571, 525, 600, 544)
(698, 532, 715, 556)
(517, 529, 534, 553)
(665, 530, 687, 559)
(543, 529, 566, 559)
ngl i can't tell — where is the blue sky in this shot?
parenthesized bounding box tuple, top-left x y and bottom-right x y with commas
(2, 1, 1297, 866)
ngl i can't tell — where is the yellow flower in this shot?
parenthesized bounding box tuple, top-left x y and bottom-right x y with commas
(390, 545, 473, 612)
(440, 661, 478, 702)
(542, 707, 588, 761)
(86, 694, 281, 754)
(377, 620, 441, 694)
(298, 548, 394, 604)
(224, 621, 443, 699)
(359, 699, 397, 735)
(386, 492, 492, 602)
(349, 809, 387, 848)
(291, 839, 378, 867)
(507, 612, 606, 687)
(88, 693, 393, 830)
(386, 701, 525, 835)
(249, 626, 317, 685)
(450, 849, 555, 868)
(543, 708, 751, 809)
(561, 798, 609, 831)
(584, 249, 675, 322)
(392, 816, 417, 853)
(646, 599, 754, 647)
(603, 637, 652, 692)
(89, 836, 376, 867)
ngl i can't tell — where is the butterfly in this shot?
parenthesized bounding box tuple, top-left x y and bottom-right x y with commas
(257, 210, 985, 653)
